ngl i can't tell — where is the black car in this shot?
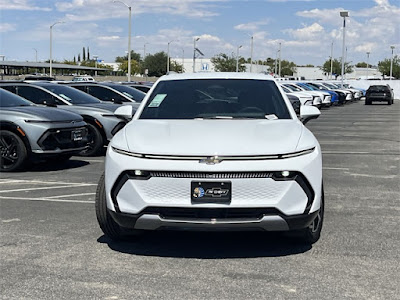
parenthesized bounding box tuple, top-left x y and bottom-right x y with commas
(61, 82, 146, 104)
(365, 85, 394, 105)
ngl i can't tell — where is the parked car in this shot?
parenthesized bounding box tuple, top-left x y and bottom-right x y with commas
(0, 82, 133, 156)
(306, 82, 347, 105)
(365, 85, 394, 105)
(120, 83, 152, 93)
(96, 72, 324, 244)
(62, 82, 146, 104)
(317, 82, 353, 103)
(286, 83, 332, 107)
(0, 89, 88, 171)
(286, 93, 301, 114)
(280, 83, 322, 107)
(72, 75, 95, 82)
(297, 82, 339, 106)
(280, 85, 314, 108)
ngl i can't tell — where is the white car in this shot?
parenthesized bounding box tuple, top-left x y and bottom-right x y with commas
(280, 85, 314, 107)
(283, 83, 331, 107)
(96, 73, 324, 244)
(281, 83, 323, 107)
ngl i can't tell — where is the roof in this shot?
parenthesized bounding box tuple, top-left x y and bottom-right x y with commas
(0, 61, 109, 71)
(158, 72, 275, 81)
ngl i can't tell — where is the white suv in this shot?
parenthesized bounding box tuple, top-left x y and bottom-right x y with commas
(96, 73, 324, 244)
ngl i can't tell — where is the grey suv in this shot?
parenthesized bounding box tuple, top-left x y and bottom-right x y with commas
(0, 89, 88, 171)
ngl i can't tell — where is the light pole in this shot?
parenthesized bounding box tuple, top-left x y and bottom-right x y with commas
(33, 48, 38, 62)
(143, 42, 149, 60)
(366, 51, 370, 79)
(49, 21, 64, 78)
(114, 0, 132, 82)
(330, 42, 334, 80)
(340, 11, 349, 87)
(278, 42, 282, 77)
(274, 49, 278, 76)
(236, 45, 242, 72)
(246, 34, 254, 72)
(93, 55, 98, 77)
(390, 46, 395, 80)
(193, 37, 200, 73)
(182, 48, 184, 73)
(167, 40, 177, 74)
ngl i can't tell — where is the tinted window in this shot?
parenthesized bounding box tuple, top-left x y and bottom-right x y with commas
(38, 84, 101, 104)
(104, 84, 145, 102)
(368, 85, 389, 92)
(0, 89, 33, 107)
(87, 86, 128, 103)
(140, 79, 291, 120)
(15, 86, 64, 105)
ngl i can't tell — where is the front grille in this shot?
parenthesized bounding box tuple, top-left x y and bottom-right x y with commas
(38, 126, 88, 150)
(149, 171, 274, 179)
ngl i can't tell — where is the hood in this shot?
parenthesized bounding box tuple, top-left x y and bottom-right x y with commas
(5, 106, 83, 122)
(123, 120, 304, 156)
(77, 102, 140, 113)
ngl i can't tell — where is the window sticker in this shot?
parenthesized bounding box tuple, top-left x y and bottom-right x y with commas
(59, 94, 72, 101)
(148, 94, 167, 107)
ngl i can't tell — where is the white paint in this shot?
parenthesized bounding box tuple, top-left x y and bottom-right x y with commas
(2, 218, 21, 223)
(0, 184, 96, 193)
(323, 167, 350, 170)
(45, 193, 95, 199)
(0, 195, 93, 204)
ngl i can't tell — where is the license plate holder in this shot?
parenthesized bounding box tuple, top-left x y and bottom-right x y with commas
(191, 181, 231, 203)
(71, 130, 83, 141)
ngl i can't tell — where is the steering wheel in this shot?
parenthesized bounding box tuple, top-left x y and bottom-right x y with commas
(238, 107, 264, 113)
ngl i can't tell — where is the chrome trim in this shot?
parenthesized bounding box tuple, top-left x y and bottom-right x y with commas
(112, 146, 315, 161)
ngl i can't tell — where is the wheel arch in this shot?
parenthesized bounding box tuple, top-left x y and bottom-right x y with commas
(0, 121, 32, 153)
(81, 115, 107, 142)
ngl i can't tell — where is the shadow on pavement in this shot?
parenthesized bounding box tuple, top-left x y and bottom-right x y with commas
(27, 158, 90, 172)
(97, 231, 311, 259)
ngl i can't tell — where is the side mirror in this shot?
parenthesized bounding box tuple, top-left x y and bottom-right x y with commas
(112, 98, 123, 104)
(300, 106, 320, 125)
(114, 105, 133, 120)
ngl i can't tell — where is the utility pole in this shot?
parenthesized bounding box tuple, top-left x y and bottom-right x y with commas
(278, 42, 282, 77)
(330, 42, 333, 80)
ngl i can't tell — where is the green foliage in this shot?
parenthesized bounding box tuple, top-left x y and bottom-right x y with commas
(143, 51, 168, 77)
(82, 47, 86, 61)
(115, 51, 142, 63)
(378, 55, 399, 79)
(117, 60, 141, 75)
(210, 53, 246, 72)
(355, 62, 368, 68)
(320, 58, 353, 79)
(87, 47, 90, 60)
(63, 59, 77, 65)
(170, 60, 184, 73)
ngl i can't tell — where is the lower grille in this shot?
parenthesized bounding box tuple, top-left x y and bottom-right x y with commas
(149, 171, 274, 179)
(38, 127, 88, 150)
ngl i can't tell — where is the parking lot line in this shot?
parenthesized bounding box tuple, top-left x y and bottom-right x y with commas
(0, 179, 95, 185)
(0, 184, 96, 193)
(0, 195, 93, 204)
(45, 192, 95, 199)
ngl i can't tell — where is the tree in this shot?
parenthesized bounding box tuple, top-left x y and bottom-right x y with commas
(356, 62, 368, 68)
(170, 60, 184, 73)
(82, 47, 86, 61)
(87, 47, 90, 60)
(378, 55, 399, 79)
(279, 60, 297, 77)
(73, 56, 76, 64)
(117, 60, 141, 75)
(77, 54, 81, 62)
(210, 53, 246, 72)
(320, 58, 353, 79)
(143, 51, 168, 77)
(63, 59, 77, 65)
(115, 51, 141, 63)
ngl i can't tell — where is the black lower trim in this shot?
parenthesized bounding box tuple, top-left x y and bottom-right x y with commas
(109, 207, 320, 231)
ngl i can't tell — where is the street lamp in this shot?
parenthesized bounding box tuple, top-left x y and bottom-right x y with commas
(33, 48, 38, 62)
(49, 21, 64, 78)
(340, 10, 349, 87)
(93, 55, 98, 77)
(236, 45, 242, 72)
(167, 40, 178, 74)
(278, 42, 282, 77)
(366, 51, 370, 79)
(193, 37, 200, 73)
(181, 48, 185, 73)
(114, 0, 132, 82)
(143, 42, 149, 60)
(246, 34, 254, 72)
(390, 46, 395, 80)
(330, 42, 334, 80)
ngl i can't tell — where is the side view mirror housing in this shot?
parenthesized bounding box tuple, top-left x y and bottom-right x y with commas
(112, 98, 123, 105)
(114, 105, 133, 120)
(300, 105, 320, 125)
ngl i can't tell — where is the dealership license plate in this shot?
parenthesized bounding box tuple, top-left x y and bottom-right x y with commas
(191, 181, 231, 202)
(71, 130, 83, 141)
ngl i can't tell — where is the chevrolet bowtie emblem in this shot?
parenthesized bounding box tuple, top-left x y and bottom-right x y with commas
(199, 156, 222, 165)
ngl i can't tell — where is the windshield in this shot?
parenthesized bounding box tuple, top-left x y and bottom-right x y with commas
(0, 89, 33, 107)
(323, 83, 336, 89)
(297, 84, 313, 91)
(37, 84, 101, 104)
(140, 79, 291, 120)
(283, 84, 302, 92)
(104, 84, 145, 102)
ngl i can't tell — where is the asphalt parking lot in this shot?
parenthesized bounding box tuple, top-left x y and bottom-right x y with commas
(1, 100, 399, 300)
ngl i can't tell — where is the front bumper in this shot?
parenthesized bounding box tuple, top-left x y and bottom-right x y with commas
(109, 207, 320, 231)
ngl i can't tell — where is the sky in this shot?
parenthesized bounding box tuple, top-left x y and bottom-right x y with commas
(0, 0, 399, 66)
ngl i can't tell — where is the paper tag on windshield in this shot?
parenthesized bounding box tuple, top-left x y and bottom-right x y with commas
(265, 114, 278, 120)
(148, 94, 167, 107)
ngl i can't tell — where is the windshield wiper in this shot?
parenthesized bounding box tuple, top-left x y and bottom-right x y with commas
(195, 116, 233, 120)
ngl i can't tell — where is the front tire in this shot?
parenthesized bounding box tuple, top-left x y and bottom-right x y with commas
(95, 173, 123, 241)
(80, 123, 103, 157)
(294, 186, 324, 244)
(0, 130, 28, 172)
